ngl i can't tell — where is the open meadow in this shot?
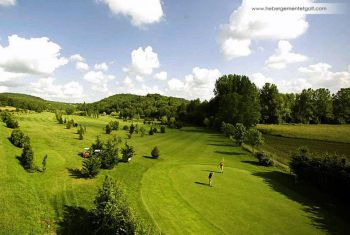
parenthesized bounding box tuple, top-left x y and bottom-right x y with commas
(0, 112, 349, 234)
(257, 124, 350, 165)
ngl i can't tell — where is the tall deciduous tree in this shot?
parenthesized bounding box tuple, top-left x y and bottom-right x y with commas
(260, 83, 282, 124)
(333, 88, 350, 124)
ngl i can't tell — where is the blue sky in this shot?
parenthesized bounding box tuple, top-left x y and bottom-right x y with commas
(0, 0, 349, 102)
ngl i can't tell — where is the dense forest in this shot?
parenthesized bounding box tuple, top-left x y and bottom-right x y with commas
(1, 74, 349, 127)
(0, 93, 74, 112)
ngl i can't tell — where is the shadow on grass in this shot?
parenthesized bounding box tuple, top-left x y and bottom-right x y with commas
(214, 150, 244, 156)
(143, 155, 157, 160)
(180, 128, 206, 133)
(207, 143, 232, 147)
(253, 170, 350, 234)
(194, 181, 209, 186)
(16, 156, 40, 173)
(67, 168, 84, 179)
(201, 170, 222, 174)
(57, 205, 94, 235)
(241, 160, 260, 166)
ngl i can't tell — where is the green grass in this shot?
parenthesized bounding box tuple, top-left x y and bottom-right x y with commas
(257, 124, 350, 164)
(257, 124, 350, 143)
(0, 112, 349, 234)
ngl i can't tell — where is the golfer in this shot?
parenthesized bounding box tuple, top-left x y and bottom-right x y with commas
(219, 160, 224, 174)
(208, 171, 213, 187)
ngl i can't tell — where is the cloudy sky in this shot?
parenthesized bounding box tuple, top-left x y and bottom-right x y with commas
(0, 0, 349, 102)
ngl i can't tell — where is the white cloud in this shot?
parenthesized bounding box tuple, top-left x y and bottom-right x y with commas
(0, 35, 68, 75)
(98, 0, 163, 27)
(76, 62, 89, 72)
(167, 78, 184, 91)
(123, 77, 134, 88)
(168, 67, 221, 100)
(135, 75, 144, 82)
(94, 62, 109, 71)
(0, 0, 16, 6)
(251, 73, 274, 88)
(70, 54, 85, 62)
(84, 70, 115, 92)
(265, 41, 307, 69)
(298, 63, 350, 92)
(29, 77, 84, 102)
(219, 0, 310, 59)
(0, 68, 25, 87)
(124, 46, 160, 76)
(0, 86, 9, 92)
(154, 71, 167, 80)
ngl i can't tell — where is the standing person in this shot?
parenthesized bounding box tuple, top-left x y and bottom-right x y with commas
(219, 159, 224, 174)
(208, 171, 214, 187)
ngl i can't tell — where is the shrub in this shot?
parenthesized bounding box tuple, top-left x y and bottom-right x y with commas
(20, 144, 34, 170)
(9, 129, 25, 147)
(232, 123, 246, 146)
(91, 136, 103, 152)
(109, 121, 119, 130)
(151, 146, 160, 158)
(81, 157, 101, 178)
(92, 176, 146, 234)
(100, 139, 119, 169)
(149, 128, 154, 135)
(140, 126, 145, 137)
(129, 124, 135, 135)
(160, 126, 166, 133)
(152, 127, 158, 133)
(3, 113, 19, 129)
(175, 121, 183, 129)
(123, 125, 129, 131)
(105, 124, 111, 134)
(255, 151, 274, 166)
(290, 147, 350, 201)
(244, 128, 263, 153)
(121, 142, 135, 162)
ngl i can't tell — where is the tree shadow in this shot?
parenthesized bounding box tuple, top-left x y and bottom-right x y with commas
(201, 170, 221, 173)
(194, 181, 209, 186)
(214, 150, 244, 156)
(180, 128, 206, 133)
(207, 143, 232, 147)
(16, 155, 39, 172)
(252, 170, 350, 234)
(67, 168, 84, 179)
(57, 205, 94, 235)
(241, 160, 260, 166)
(143, 155, 157, 160)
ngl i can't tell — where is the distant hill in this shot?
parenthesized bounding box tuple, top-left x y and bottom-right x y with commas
(82, 93, 188, 118)
(0, 93, 189, 118)
(0, 93, 74, 112)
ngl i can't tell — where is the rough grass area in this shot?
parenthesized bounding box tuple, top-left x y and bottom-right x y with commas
(257, 124, 350, 143)
(0, 112, 349, 234)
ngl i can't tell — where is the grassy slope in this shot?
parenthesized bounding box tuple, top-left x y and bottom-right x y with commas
(257, 124, 350, 164)
(257, 124, 350, 143)
(0, 113, 348, 234)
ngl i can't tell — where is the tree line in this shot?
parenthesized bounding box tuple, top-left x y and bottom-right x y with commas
(178, 74, 350, 128)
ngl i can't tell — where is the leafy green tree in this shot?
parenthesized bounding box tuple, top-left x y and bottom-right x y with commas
(293, 89, 316, 124)
(92, 176, 145, 234)
(260, 83, 282, 124)
(160, 126, 166, 133)
(232, 123, 246, 146)
(105, 124, 111, 134)
(244, 128, 264, 153)
(100, 139, 119, 169)
(81, 157, 101, 178)
(149, 127, 154, 135)
(314, 88, 333, 123)
(333, 88, 350, 123)
(121, 142, 135, 162)
(203, 117, 210, 128)
(161, 116, 168, 125)
(91, 136, 103, 152)
(65, 106, 75, 115)
(9, 129, 25, 147)
(151, 146, 160, 158)
(214, 74, 261, 127)
(3, 113, 19, 129)
(20, 143, 34, 170)
(140, 126, 145, 137)
(42, 154, 48, 172)
(129, 124, 135, 135)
